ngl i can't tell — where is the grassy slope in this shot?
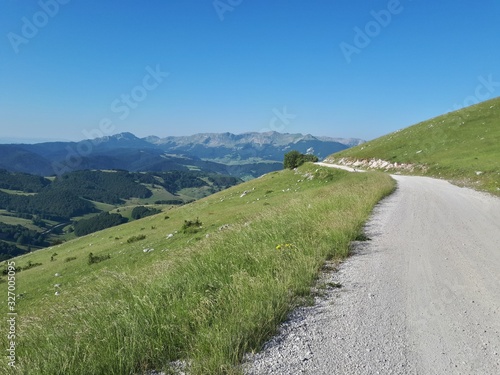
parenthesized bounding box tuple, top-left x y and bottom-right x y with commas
(329, 97, 500, 195)
(1, 164, 394, 374)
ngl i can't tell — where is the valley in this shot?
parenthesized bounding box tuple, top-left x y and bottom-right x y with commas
(0, 169, 241, 261)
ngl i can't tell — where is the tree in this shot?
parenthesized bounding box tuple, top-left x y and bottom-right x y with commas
(283, 150, 319, 169)
(74, 212, 128, 237)
(131, 206, 161, 220)
(283, 150, 302, 169)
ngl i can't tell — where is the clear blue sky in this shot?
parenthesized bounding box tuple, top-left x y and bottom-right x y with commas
(1, 0, 499, 142)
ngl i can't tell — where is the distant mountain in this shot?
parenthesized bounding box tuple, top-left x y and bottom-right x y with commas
(0, 131, 364, 179)
(145, 131, 362, 150)
(143, 131, 363, 168)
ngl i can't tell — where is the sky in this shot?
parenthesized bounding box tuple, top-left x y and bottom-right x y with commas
(0, 0, 499, 142)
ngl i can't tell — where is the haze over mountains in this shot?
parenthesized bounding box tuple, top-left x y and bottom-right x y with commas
(0, 132, 364, 179)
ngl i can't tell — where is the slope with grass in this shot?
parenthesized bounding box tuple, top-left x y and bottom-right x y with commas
(328, 97, 500, 195)
(0, 164, 394, 374)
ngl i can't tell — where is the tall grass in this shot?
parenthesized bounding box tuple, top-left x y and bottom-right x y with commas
(3, 165, 394, 374)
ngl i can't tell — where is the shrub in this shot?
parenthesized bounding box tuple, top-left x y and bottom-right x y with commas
(181, 218, 203, 234)
(126, 234, 146, 244)
(87, 252, 111, 265)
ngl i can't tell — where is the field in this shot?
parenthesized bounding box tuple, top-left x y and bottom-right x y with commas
(329, 97, 500, 195)
(1, 164, 394, 374)
(0, 211, 40, 231)
(0, 189, 36, 196)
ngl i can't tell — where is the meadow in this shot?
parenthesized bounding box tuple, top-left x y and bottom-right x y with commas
(1, 164, 394, 374)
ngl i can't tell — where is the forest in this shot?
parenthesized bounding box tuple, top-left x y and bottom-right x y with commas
(0, 169, 50, 192)
(74, 212, 129, 237)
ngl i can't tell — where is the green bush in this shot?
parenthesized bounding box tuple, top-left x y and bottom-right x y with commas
(126, 234, 146, 243)
(87, 252, 111, 265)
(181, 218, 203, 234)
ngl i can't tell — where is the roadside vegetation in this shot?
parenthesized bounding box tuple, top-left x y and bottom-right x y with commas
(0, 164, 394, 374)
(328, 97, 500, 196)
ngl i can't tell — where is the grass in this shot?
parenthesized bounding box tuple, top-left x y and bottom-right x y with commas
(126, 184, 179, 205)
(0, 164, 394, 374)
(0, 189, 37, 196)
(0, 212, 40, 231)
(329, 97, 500, 195)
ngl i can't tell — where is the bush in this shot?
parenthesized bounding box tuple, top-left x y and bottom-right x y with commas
(126, 234, 146, 244)
(181, 218, 203, 234)
(88, 253, 110, 265)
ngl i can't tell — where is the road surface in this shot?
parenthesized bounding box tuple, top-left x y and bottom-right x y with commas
(245, 175, 500, 374)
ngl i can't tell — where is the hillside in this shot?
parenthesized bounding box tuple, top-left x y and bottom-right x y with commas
(0, 164, 394, 374)
(327, 97, 500, 195)
(0, 132, 363, 180)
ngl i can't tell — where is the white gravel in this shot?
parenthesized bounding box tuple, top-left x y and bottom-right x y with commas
(244, 175, 500, 374)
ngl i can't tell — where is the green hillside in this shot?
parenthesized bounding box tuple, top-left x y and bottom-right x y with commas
(328, 97, 500, 195)
(1, 164, 394, 374)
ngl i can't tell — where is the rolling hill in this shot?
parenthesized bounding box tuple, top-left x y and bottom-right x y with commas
(327, 97, 500, 195)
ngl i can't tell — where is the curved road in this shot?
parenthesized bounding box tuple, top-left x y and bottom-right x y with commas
(245, 175, 500, 374)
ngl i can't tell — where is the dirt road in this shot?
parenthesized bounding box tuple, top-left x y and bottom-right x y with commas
(245, 175, 500, 374)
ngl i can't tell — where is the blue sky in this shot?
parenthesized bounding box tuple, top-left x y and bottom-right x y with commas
(1, 0, 499, 142)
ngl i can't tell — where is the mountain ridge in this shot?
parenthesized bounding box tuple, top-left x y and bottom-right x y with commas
(0, 131, 364, 179)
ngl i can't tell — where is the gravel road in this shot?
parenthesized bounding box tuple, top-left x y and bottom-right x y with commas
(244, 175, 500, 374)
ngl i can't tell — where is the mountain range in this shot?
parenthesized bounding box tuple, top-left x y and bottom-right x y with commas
(0, 132, 364, 179)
